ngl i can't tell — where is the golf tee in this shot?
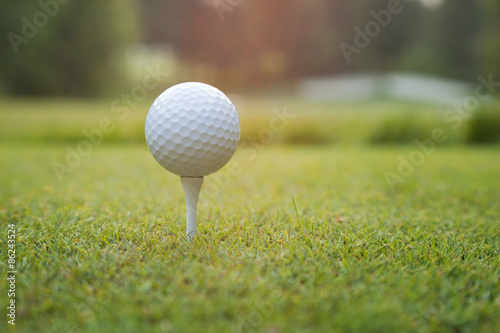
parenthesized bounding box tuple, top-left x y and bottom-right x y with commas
(180, 176, 204, 241)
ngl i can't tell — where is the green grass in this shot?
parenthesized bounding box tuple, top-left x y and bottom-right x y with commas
(0, 98, 499, 332)
(0, 97, 468, 145)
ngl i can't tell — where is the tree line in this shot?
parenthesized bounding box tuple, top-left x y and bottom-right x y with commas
(0, 0, 498, 96)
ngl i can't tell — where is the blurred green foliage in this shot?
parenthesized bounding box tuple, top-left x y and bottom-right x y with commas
(0, 0, 498, 96)
(2, 97, 496, 146)
(282, 119, 336, 146)
(0, 0, 137, 96)
(369, 114, 434, 145)
(466, 105, 500, 144)
(436, 0, 481, 80)
(478, 0, 500, 82)
(137, 0, 492, 90)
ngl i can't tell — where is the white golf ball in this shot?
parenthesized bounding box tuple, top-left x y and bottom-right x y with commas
(145, 82, 240, 177)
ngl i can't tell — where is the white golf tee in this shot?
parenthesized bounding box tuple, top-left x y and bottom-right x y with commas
(180, 176, 204, 241)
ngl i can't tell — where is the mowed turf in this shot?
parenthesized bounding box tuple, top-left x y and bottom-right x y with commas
(1, 140, 499, 332)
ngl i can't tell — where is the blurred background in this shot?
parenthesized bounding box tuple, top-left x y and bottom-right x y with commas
(0, 0, 499, 145)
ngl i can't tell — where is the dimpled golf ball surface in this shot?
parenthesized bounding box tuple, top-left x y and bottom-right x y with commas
(145, 82, 240, 177)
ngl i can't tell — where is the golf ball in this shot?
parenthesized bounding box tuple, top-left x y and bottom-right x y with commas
(145, 82, 240, 177)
